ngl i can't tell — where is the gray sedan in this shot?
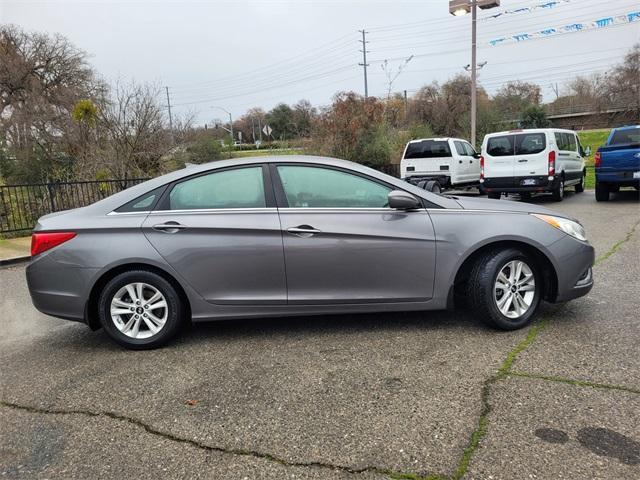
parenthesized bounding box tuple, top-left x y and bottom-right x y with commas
(26, 156, 594, 349)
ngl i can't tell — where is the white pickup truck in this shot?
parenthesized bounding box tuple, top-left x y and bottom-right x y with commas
(400, 138, 481, 193)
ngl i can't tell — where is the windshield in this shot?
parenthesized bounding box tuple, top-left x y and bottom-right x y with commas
(404, 140, 452, 159)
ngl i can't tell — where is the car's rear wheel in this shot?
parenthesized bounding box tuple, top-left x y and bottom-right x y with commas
(98, 270, 185, 349)
(595, 182, 609, 202)
(552, 178, 564, 201)
(467, 248, 541, 330)
(488, 192, 501, 200)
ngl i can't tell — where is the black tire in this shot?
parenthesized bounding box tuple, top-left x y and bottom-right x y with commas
(98, 270, 186, 349)
(551, 177, 564, 202)
(575, 172, 585, 193)
(417, 180, 428, 190)
(425, 180, 441, 193)
(595, 182, 609, 202)
(488, 192, 501, 200)
(467, 248, 542, 330)
(520, 192, 532, 201)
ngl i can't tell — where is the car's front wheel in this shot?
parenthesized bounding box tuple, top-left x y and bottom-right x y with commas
(467, 248, 541, 330)
(487, 192, 501, 200)
(98, 270, 186, 349)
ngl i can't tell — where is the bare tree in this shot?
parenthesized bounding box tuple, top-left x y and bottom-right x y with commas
(0, 24, 100, 182)
(99, 81, 170, 179)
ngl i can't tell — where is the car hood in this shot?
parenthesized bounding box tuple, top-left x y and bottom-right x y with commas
(453, 196, 577, 221)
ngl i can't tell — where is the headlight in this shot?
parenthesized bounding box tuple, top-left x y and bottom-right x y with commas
(532, 214, 587, 242)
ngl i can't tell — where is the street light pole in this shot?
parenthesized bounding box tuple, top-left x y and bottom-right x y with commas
(210, 106, 234, 146)
(471, 0, 477, 149)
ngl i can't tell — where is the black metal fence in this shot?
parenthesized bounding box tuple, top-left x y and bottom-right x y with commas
(0, 178, 148, 234)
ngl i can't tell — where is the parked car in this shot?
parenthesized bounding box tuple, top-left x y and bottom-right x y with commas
(480, 128, 587, 201)
(594, 125, 640, 201)
(400, 138, 481, 193)
(27, 156, 594, 349)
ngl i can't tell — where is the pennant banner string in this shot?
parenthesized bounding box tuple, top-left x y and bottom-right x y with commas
(480, 0, 573, 21)
(489, 10, 640, 46)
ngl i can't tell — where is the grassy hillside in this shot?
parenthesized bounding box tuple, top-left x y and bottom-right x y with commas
(578, 129, 610, 188)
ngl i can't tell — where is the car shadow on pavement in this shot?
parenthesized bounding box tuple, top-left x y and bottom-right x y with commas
(510, 189, 639, 204)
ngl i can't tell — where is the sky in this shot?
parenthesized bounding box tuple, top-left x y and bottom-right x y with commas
(1, 0, 639, 125)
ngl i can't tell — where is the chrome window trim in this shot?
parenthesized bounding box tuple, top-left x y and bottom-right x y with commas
(148, 207, 278, 215)
(426, 208, 525, 215)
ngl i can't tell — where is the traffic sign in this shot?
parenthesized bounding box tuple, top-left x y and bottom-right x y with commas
(262, 125, 273, 137)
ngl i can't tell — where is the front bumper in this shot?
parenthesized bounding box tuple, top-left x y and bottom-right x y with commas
(481, 175, 560, 193)
(547, 235, 595, 303)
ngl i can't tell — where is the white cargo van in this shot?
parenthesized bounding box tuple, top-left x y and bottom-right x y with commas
(400, 138, 481, 193)
(480, 128, 587, 201)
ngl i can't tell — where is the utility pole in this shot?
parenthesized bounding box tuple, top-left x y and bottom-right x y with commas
(404, 89, 408, 117)
(470, 0, 477, 149)
(358, 29, 369, 98)
(165, 86, 174, 131)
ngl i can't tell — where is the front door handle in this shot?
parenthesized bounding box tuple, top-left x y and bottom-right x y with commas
(153, 221, 187, 233)
(287, 225, 321, 237)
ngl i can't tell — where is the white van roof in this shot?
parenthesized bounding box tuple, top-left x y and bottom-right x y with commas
(407, 137, 469, 143)
(484, 128, 576, 138)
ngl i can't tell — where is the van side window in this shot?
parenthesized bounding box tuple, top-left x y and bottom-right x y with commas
(555, 132, 568, 151)
(515, 133, 546, 155)
(567, 133, 577, 152)
(454, 141, 466, 156)
(487, 136, 513, 156)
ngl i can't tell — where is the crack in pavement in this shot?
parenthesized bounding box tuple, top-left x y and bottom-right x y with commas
(508, 372, 640, 395)
(453, 220, 639, 479)
(0, 400, 445, 480)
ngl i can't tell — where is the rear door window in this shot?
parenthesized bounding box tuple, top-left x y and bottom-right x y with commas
(404, 140, 452, 159)
(515, 133, 546, 155)
(453, 141, 466, 156)
(486, 136, 514, 157)
(462, 142, 477, 156)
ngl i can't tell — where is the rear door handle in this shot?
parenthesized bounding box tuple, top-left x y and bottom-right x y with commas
(287, 225, 321, 237)
(153, 222, 187, 233)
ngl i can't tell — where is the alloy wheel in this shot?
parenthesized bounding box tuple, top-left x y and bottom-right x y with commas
(110, 282, 168, 339)
(493, 260, 536, 319)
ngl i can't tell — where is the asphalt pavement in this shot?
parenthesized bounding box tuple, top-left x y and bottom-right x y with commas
(1, 189, 638, 479)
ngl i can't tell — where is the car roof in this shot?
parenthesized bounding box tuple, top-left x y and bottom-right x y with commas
(83, 155, 461, 213)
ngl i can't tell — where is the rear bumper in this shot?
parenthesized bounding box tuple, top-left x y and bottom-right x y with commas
(481, 175, 560, 193)
(547, 235, 595, 303)
(596, 168, 639, 186)
(26, 253, 98, 323)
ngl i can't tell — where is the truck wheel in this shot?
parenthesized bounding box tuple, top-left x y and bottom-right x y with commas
(417, 180, 428, 190)
(575, 172, 585, 193)
(595, 182, 610, 202)
(552, 178, 564, 202)
(425, 180, 441, 194)
(488, 192, 501, 200)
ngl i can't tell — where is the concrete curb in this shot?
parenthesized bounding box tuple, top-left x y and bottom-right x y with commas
(0, 256, 30, 268)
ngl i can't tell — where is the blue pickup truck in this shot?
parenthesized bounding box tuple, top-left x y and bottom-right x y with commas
(595, 125, 640, 201)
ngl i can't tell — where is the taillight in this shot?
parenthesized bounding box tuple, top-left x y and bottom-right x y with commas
(594, 151, 601, 168)
(480, 156, 485, 179)
(31, 232, 76, 257)
(548, 151, 556, 176)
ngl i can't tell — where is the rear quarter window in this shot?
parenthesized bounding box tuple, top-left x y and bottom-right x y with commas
(404, 140, 452, 159)
(486, 136, 514, 157)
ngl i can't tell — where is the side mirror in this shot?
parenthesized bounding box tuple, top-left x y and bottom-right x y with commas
(584, 146, 592, 157)
(473, 152, 481, 159)
(388, 190, 421, 210)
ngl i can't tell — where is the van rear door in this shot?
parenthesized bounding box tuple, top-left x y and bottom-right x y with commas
(484, 134, 515, 182)
(514, 132, 547, 177)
